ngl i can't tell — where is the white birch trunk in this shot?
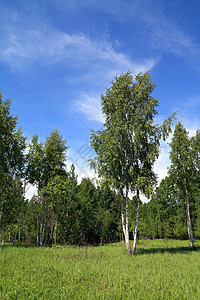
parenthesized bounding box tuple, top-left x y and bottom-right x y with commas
(54, 219, 57, 245)
(13, 199, 23, 245)
(0, 203, 4, 223)
(37, 189, 39, 246)
(132, 189, 140, 255)
(40, 201, 48, 246)
(125, 188, 131, 255)
(9, 226, 11, 242)
(120, 188, 131, 255)
(40, 203, 44, 246)
(13, 182, 26, 245)
(184, 177, 195, 248)
(121, 197, 126, 237)
(172, 223, 176, 240)
(2, 228, 4, 245)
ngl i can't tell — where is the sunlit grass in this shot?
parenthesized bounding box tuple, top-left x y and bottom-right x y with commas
(1, 240, 200, 299)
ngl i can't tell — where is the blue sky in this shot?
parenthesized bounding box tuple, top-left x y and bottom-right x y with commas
(1, 0, 200, 193)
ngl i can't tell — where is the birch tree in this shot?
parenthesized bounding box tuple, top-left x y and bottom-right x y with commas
(26, 130, 68, 245)
(169, 122, 195, 248)
(0, 93, 26, 238)
(26, 134, 44, 245)
(90, 71, 176, 255)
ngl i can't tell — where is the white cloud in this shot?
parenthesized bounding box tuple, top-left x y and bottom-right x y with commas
(131, 2, 200, 71)
(75, 94, 104, 123)
(64, 0, 200, 71)
(0, 19, 112, 68)
(144, 17, 200, 68)
(0, 8, 159, 76)
(3, 0, 198, 74)
(55, 0, 200, 64)
(74, 58, 159, 122)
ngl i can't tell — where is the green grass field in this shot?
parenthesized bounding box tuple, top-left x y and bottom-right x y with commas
(1, 239, 200, 299)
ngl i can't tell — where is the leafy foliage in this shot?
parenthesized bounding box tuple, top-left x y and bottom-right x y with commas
(0, 93, 26, 236)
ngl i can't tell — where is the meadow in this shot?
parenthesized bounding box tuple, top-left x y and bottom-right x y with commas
(1, 239, 200, 299)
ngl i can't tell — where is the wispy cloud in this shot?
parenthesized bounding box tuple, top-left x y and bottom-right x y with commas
(0, 7, 160, 123)
(75, 94, 104, 123)
(74, 57, 158, 123)
(55, 0, 200, 71)
(142, 15, 200, 70)
(120, 0, 200, 71)
(0, 6, 158, 76)
(182, 95, 200, 110)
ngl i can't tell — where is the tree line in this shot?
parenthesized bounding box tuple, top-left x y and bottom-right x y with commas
(0, 93, 121, 246)
(139, 124, 200, 245)
(0, 71, 199, 254)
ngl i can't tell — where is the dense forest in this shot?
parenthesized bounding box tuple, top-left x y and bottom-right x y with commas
(1, 71, 200, 252)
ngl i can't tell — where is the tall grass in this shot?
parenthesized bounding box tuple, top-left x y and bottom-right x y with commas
(1, 239, 200, 299)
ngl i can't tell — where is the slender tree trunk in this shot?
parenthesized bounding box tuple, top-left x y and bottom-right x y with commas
(2, 227, 5, 245)
(50, 216, 55, 247)
(132, 189, 140, 255)
(172, 223, 176, 239)
(47, 206, 51, 247)
(125, 188, 131, 255)
(37, 189, 39, 246)
(42, 201, 48, 243)
(183, 171, 195, 248)
(40, 200, 48, 246)
(185, 187, 195, 248)
(120, 189, 131, 255)
(0, 204, 3, 244)
(164, 220, 167, 238)
(183, 177, 195, 248)
(13, 199, 23, 245)
(9, 226, 11, 242)
(0, 203, 4, 223)
(40, 202, 44, 246)
(13, 183, 26, 246)
(54, 219, 57, 245)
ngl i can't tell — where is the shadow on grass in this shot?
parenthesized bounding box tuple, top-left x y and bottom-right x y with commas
(136, 245, 200, 255)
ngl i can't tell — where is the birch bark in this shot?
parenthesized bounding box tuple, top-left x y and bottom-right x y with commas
(120, 189, 131, 255)
(40, 201, 48, 246)
(183, 166, 195, 248)
(132, 189, 140, 255)
(1, 228, 4, 245)
(0, 203, 3, 223)
(40, 202, 44, 246)
(37, 189, 39, 246)
(54, 219, 57, 245)
(184, 178, 195, 248)
(13, 199, 23, 245)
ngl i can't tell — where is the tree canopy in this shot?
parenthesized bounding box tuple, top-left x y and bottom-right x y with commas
(90, 71, 176, 254)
